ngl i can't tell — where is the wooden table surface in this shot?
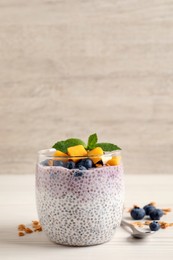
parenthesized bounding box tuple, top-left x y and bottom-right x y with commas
(0, 174, 173, 260)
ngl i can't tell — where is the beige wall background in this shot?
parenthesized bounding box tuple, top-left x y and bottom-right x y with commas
(0, 0, 173, 175)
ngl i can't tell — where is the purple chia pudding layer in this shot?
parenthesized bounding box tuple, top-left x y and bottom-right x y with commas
(36, 163, 124, 246)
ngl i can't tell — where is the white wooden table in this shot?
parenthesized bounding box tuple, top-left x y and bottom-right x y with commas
(0, 174, 173, 260)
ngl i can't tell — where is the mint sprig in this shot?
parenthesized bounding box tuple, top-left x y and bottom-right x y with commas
(87, 133, 98, 150)
(95, 143, 121, 151)
(52, 138, 86, 153)
(52, 133, 121, 152)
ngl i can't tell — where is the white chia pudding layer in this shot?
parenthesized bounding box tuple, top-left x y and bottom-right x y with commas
(36, 164, 124, 246)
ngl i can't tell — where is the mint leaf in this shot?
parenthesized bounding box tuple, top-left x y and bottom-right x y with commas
(87, 133, 98, 150)
(96, 143, 121, 151)
(65, 138, 86, 149)
(52, 138, 86, 153)
(52, 140, 69, 153)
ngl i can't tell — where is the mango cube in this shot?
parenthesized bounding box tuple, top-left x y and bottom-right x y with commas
(54, 150, 68, 157)
(53, 150, 68, 162)
(67, 145, 87, 162)
(106, 156, 121, 166)
(88, 147, 104, 164)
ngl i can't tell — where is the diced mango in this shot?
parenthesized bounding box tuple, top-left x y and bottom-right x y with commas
(53, 150, 68, 162)
(106, 156, 121, 166)
(67, 145, 87, 162)
(88, 147, 104, 164)
(54, 150, 68, 157)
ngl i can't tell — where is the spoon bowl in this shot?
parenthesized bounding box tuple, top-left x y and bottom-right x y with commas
(121, 219, 155, 239)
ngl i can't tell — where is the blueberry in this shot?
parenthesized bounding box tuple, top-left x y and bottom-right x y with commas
(76, 159, 93, 169)
(149, 209, 164, 220)
(83, 159, 93, 169)
(74, 171, 83, 177)
(143, 205, 156, 215)
(41, 159, 49, 166)
(66, 161, 75, 169)
(53, 160, 64, 167)
(149, 221, 160, 231)
(76, 159, 85, 168)
(130, 207, 146, 220)
(79, 165, 87, 170)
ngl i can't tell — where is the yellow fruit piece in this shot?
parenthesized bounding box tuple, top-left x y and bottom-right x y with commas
(106, 156, 121, 166)
(54, 150, 68, 157)
(88, 147, 104, 164)
(53, 150, 68, 162)
(67, 145, 87, 162)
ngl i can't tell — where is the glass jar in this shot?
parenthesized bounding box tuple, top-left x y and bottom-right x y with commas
(36, 149, 124, 246)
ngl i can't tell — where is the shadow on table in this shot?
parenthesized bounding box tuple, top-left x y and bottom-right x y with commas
(125, 236, 147, 243)
(0, 226, 74, 250)
(0, 226, 103, 250)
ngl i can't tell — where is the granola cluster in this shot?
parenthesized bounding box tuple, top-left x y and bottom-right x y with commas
(18, 220, 42, 237)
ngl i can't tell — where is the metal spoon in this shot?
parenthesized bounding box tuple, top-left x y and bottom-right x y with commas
(121, 219, 155, 239)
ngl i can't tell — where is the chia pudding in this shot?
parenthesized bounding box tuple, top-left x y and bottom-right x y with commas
(36, 159, 124, 246)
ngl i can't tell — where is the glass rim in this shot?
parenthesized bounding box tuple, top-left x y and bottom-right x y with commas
(38, 148, 121, 159)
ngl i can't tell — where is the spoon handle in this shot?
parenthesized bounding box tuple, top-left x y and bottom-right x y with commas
(121, 219, 137, 233)
(121, 219, 133, 228)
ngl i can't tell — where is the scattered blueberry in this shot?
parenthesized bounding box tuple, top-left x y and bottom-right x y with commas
(149, 221, 160, 231)
(66, 161, 75, 169)
(143, 204, 156, 215)
(74, 171, 83, 177)
(53, 160, 64, 167)
(79, 165, 87, 171)
(130, 207, 146, 220)
(149, 209, 164, 220)
(83, 159, 93, 169)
